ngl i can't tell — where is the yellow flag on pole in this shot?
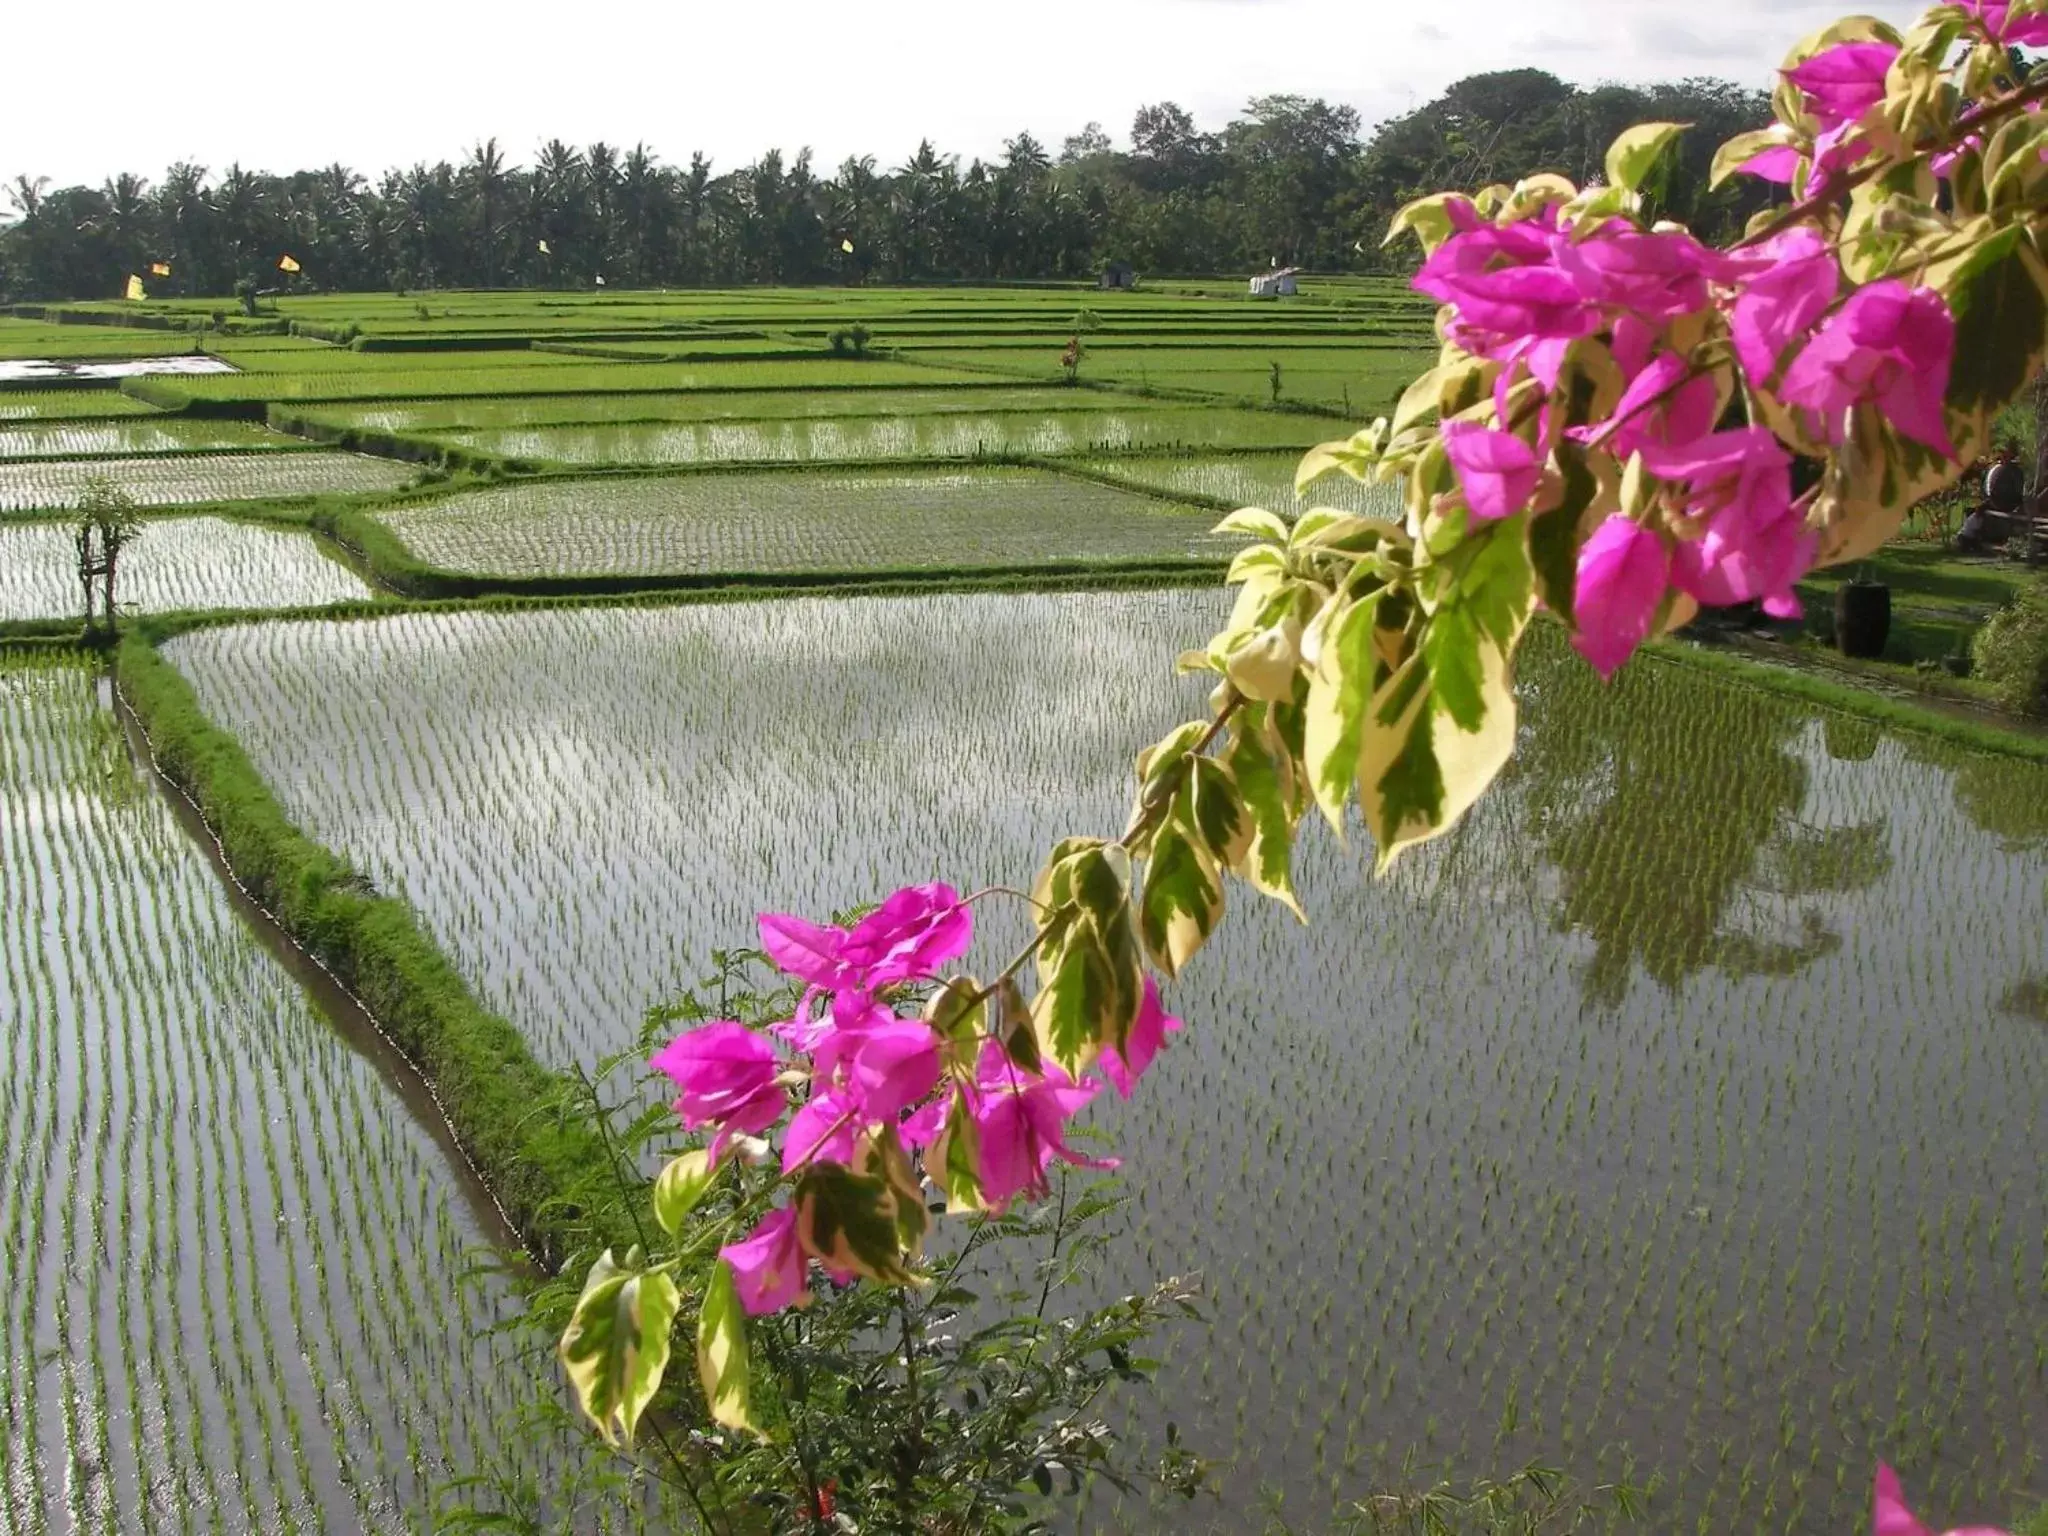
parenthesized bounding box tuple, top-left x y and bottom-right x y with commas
(538, 239, 551, 255)
(150, 261, 171, 277)
(125, 275, 146, 301)
(278, 253, 301, 273)
(841, 239, 854, 255)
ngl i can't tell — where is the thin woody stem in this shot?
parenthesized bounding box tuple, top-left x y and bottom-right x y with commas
(1734, 73, 2048, 252)
(955, 688, 1248, 1019)
(958, 884, 1053, 915)
(1117, 689, 1245, 851)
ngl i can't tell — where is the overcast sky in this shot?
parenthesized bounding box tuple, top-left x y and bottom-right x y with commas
(3, 0, 1930, 198)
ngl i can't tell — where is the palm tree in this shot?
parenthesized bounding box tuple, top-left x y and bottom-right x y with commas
(150, 164, 211, 290)
(618, 143, 668, 285)
(8, 174, 49, 221)
(98, 173, 151, 275)
(679, 153, 714, 283)
(214, 163, 265, 284)
(586, 142, 621, 276)
(461, 138, 513, 285)
(892, 140, 956, 278)
(534, 139, 587, 277)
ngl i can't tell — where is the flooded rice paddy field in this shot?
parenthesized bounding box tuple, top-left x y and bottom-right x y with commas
(166, 590, 2048, 1534)
(0, 657, 627, 1534)
(0, 517, 370, 620)
(0, 452, 416, 514)
(375, 468, 1224, 577)
(0, 357, 237, 383)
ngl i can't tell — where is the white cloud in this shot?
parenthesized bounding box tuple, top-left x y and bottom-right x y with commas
(1, 0, 1928, 194)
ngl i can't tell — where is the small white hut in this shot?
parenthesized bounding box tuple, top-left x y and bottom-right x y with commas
(1248, 266, 1301, 298)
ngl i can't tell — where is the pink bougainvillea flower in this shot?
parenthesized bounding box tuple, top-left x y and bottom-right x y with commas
(1775, 41, 1899, 186)
(1573, 350, 1717, 461)
(1739, 143, 1803, 184)
(970, 1041, 1115, 1211)
(1872, 1462, 2013, 1536)
(1959, 0, 2048, 47)
(848, 1019, 944, 1120)
(1415, 211, 1602, 349)
(1727, 227, 1839, 389)
(758, 911, 863, 991)
(650, 1022, 786, 1138)
(1778, 279, 1956, 454)
(758, 883, 972, 993)
(1441, 420, 1542, 522)
(1488, 343, 1572, 432)
(1645, 428, 1814, 614)
(777, 989, 890, 1083)
(782, 1086, 862, 1174)
(899, 1096, 948, 1147)
(1784, 41, 1899, 134)
(1414, 208, 1556, 288)
(1551, 228, 1714, 322)
(1572, 515, 1672, 678)
(720, 1207, 809, 1315)
(1099, 978, 1184, 1099)
(840, 882, 973, 985)
(1432, 263, 1599, 342)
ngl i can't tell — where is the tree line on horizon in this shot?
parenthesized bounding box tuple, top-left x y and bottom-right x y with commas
(0, 70, 1776, 302)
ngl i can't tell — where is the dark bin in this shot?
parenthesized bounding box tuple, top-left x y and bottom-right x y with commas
(1834, 581, 1891, 659)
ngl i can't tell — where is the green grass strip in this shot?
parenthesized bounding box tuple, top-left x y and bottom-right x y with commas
(1646, 634, 2048, 760)
(112, 634, 619, 1269)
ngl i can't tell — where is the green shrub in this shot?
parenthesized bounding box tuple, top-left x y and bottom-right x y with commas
(1971, 580, 2048, 715)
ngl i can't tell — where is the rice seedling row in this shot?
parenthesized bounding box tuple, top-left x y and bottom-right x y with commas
(530, 337, 830, 360)
(0, 517, 370, 620)
(914, 345, 1436, 408)
(165, 595, 2048, 1535)
(888, 331, 1428, 353)
(0, 654, 627, 1533)
(152, 358, 988, 408)
(297, 386, 1200, 435)
(372, 468, 1225, 577)
(0, 392, 167, 423)
(0, 453, 416, 514)
(203, 344, 605, 375)
(0, 320, 200, 361)
(0, 421, 309, 460)
(1069, 451, 1405, 519)
(422, 407, 1328, 467)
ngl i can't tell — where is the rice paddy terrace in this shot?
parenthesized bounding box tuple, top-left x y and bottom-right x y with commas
(0, 282, 2042, 1534)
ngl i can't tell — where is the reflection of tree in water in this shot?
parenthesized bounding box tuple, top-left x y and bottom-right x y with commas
(1895, 735, 2048, 852)
(1999, 974, 2048, 1023)
(1504, 634, 1891, 1006)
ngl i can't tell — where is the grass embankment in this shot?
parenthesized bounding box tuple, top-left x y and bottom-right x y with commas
(1649, 636, 2048, 760)
(112, 634, 617, 1269)
(1763, 545, 2044, 710)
